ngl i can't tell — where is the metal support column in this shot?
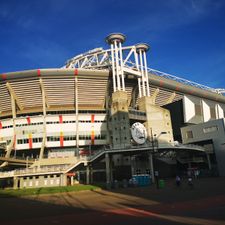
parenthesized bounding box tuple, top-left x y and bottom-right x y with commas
(105, 153, 111, 188)
(90, 166, 93, 184)
(136, 43, 150, 98)
(119, 42, 125, 91)
(143, 51, 150, 96)
(5, 83, 17, 159)
(39, 79, 47, 166)
(105, 33, 126, 93)
(134, 50, 142, 98)
(110, 43, 116, 92)
(86, 165, 90, 185)
(139, 50, 146, 96)
(75, 75, 79, 156)
(206, 153, 212, 170)
(131, 156, 136, 176)
(114, 40, 121, 91)
(149, 153, 155, 183)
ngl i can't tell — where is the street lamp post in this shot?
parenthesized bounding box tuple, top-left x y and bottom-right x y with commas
(149, 128, 156, 184)
(149, 129, 167, 184)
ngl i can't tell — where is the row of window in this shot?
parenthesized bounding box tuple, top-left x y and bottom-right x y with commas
(16, 122, 43, 127)
(195, 104, 219, 119)
(16, 135, 107, 144)
(46, 120, 106, 124)
(47, 135, 107, 142)
(17, 138, 43, 144)
(22, 175, 61, 188)
(128, 110, 146, 116)
(203, 126, 218, 133)
(23, 174, 60, 179)
(1, 125, 13, 129)
(46, 110, 106, 115)
(0, 120, 107, 129)
(186, 125, 219, 139)
(14, 110, 106, 118)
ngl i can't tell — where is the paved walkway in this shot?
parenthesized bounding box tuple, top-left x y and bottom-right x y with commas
(0, 177, 225, 225)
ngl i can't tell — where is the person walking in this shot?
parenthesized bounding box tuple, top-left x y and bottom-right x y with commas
(176, 175, 181, 187)
(188, 176, 193, 188)
(155, 170, 159, 189)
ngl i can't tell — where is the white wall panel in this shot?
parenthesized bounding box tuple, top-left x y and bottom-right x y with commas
(0, 128, 13, 138)
(222, 105, 225, 115)
(183, 95, 203, 124)
(216, 104, 224, 119)
(183, 95, 195, 123)
(202, 100, 211, 122)
(202, 99, 217, 122)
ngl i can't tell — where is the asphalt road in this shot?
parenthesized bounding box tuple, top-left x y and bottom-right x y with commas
(1, 177, 225, 225)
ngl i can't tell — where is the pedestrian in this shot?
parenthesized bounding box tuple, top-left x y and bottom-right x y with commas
(176, 175, 181, 187)
(187, 169, 191, 177)
(154, 170, 159, 189)
(188, 177, 193, 188)
(195, 169, 199, 179)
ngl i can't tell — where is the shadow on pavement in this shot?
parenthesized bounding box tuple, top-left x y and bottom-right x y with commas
(0, 177, 225, 225)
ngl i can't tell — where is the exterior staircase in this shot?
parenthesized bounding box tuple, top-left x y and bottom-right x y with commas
(0, 149, 106, 179)
(0, 143, 206, 179)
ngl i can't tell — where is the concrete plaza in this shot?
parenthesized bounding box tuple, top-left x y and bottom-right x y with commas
(0, 177, 225, 225)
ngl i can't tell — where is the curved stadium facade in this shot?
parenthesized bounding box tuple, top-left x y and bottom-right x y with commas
(0, 33, 225, 189)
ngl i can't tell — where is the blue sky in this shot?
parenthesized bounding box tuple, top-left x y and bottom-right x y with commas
(0, 0, 225, 89)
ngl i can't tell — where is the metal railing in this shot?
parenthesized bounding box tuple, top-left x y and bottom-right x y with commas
(14, 164, 71, 176)
(0, 171, 15, 178)
(64, 45, 223, 95)
(173, 143, 205, 151)
(128, 109, 147, 120)
(0, 141, 206, 179)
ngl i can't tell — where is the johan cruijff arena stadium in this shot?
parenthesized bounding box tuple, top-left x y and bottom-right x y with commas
(0, 33, 225, 189)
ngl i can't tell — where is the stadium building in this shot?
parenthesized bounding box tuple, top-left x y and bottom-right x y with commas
(0, 33, 225, 189)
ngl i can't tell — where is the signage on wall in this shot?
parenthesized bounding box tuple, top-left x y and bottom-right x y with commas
(131, 122, 147, 144)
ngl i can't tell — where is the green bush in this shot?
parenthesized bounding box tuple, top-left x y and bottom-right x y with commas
(0, 184, 100, 198)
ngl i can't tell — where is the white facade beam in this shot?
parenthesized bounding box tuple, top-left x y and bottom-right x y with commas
(114, 40, 121, 91)
(6, 82, 24, 111)
(110, 43, 116, 92)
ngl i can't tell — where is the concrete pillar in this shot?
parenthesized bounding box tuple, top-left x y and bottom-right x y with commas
(110, 162, 113, 184)
(13, 177, 18, 189)
(86, 165, 90, 184)
(60, 174, 67, 186)
(77, 171, 80, 183)
(206, 153, 212, 170)
(131, 156, 136, 176)
(111, 91, 131, 149)
(90, 167, 93, 184)
(139, 96, 174, 145)
(105, 153, 111, 188)
(71, 176, 74, 186)
(149, 153, 155, 183)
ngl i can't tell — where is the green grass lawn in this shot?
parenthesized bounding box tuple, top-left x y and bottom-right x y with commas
(0, 184, 100, 197)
